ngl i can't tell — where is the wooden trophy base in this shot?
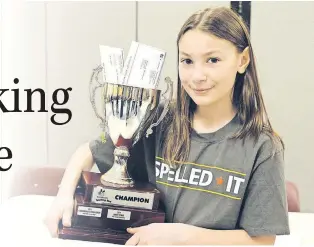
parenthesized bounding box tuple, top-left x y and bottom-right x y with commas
(57, 171, 165, 244)
(72, 194, 165, 230)
(79, 171, 161, 211)
(58, 226, 131, 245)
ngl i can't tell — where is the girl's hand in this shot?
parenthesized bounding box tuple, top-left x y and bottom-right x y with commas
(125, 223, 194, 245)
(43, 194, 74, 237)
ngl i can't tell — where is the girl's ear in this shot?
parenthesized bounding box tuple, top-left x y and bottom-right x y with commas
(238, 47, 250, 74)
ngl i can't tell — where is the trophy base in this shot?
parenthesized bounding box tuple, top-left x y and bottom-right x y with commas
(79, 171, 161, 210)
(58, 226, 131, 245)
(100, 174, 134, 189)
(72, 194, 165, 231)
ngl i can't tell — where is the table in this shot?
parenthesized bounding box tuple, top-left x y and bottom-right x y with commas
(277, 212, 314, 246)
(0, 195, 117, 247)
(0, 195, 313, 246)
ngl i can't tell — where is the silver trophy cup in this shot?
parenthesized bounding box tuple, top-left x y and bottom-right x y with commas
(90, 65, 173, 188)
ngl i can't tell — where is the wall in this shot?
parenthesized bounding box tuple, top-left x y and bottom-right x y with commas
(1, 1, 313, 212)
(250, 1, 314, 212)
(0, 0, 137, 200)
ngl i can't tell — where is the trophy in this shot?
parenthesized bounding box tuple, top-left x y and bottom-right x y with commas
(58, 43, 173, 244)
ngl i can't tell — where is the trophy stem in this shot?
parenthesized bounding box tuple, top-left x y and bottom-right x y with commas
(100, 146, 134, 188)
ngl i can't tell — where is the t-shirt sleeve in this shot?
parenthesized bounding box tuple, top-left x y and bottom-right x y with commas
(89, 134, 115, 173)
(237, 148, 290, 237)
(88, 133, 149, 182)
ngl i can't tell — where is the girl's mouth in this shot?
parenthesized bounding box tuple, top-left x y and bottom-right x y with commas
(190, 85, 215, 94)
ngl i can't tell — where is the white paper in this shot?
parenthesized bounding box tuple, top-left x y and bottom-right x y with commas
(119, 41, 166, 89)
(99, 45, 124, 84)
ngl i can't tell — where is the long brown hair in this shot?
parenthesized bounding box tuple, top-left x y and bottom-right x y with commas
(161, 6, 284, 167)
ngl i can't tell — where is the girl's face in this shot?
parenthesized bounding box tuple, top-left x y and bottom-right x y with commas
(178, 29, 249, 108)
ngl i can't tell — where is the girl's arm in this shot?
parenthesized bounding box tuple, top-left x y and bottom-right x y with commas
(57, 142, 94, 197)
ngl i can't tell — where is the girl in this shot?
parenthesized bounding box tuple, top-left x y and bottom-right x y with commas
(45, 6, 290, 245)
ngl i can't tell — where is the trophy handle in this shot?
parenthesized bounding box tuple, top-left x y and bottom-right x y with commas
(89, 65, 108, 142)
(145, 77, 173, 137)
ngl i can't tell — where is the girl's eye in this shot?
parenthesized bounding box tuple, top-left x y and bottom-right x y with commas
(181, 58, 193, 65)
(180, 58, 220, 64)
(207, 58, 220, 64)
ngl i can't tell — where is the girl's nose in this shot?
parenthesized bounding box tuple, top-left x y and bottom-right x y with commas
(191, 67, 207, 83)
